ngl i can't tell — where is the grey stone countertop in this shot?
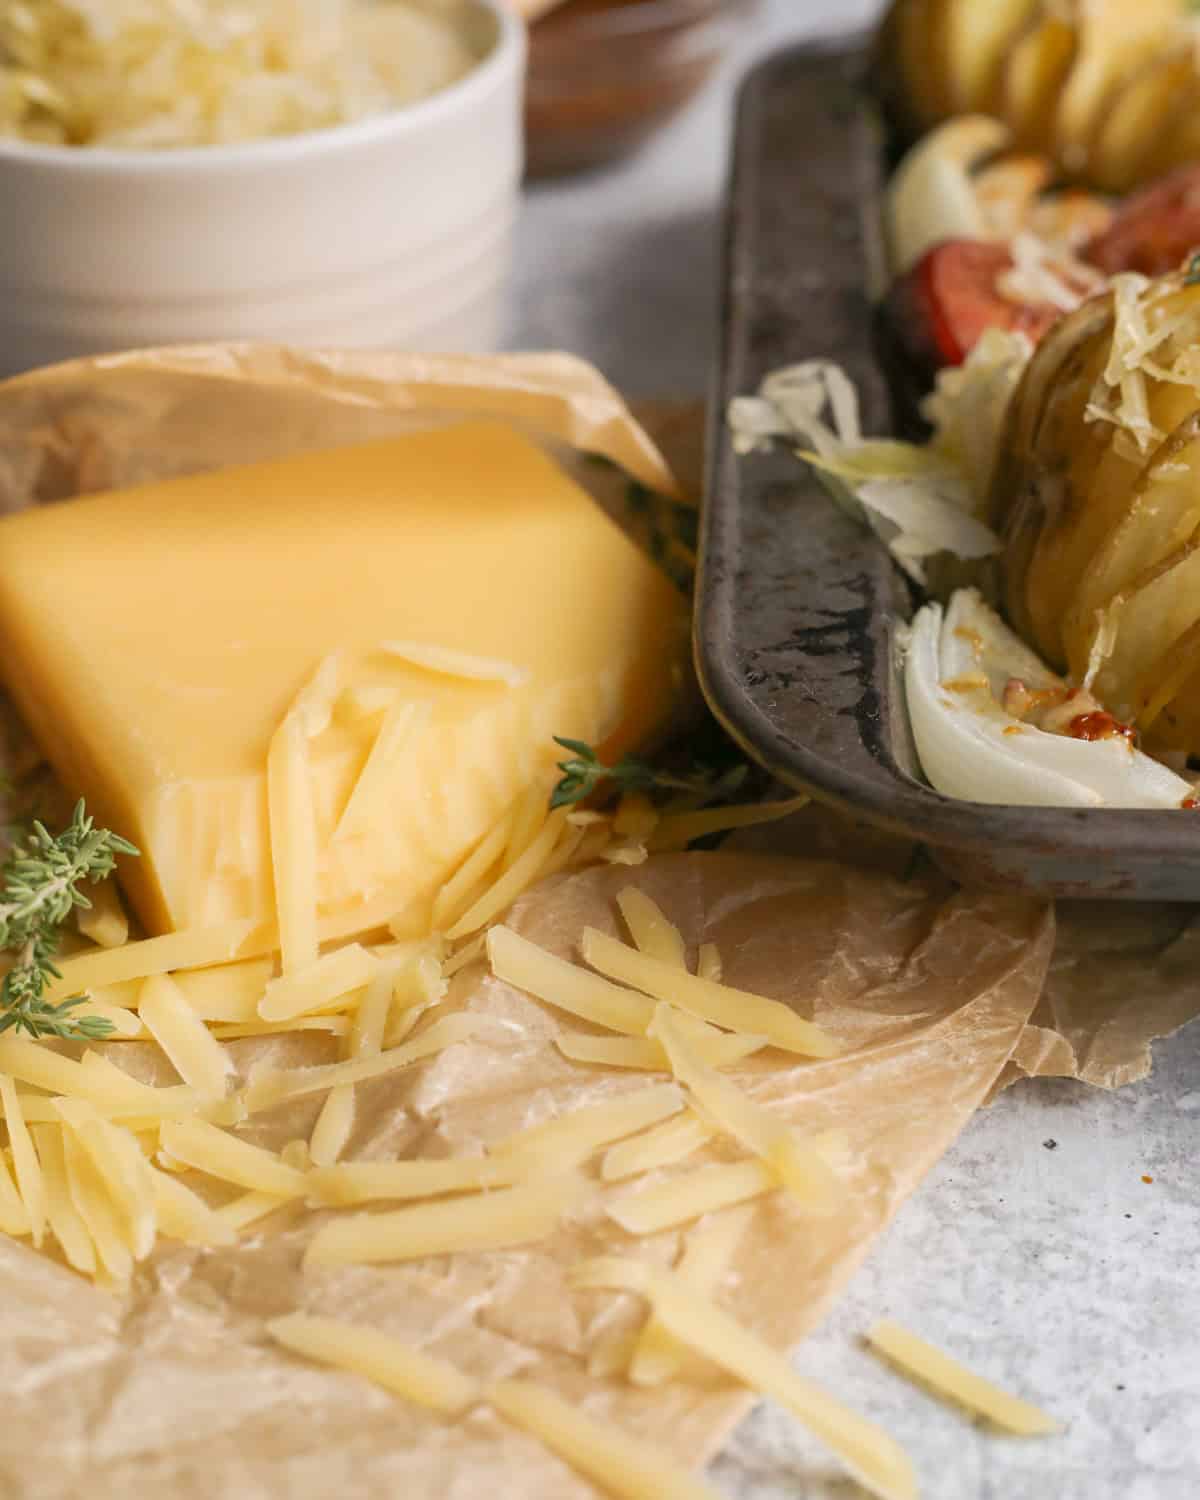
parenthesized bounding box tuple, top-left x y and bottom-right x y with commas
(505, 2, 1200, 1495)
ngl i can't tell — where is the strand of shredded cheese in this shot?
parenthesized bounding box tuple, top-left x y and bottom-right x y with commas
(866, 1320, 1061, 1436)
(75, 877, 129, 949)
(259, 943, 378, 1023)
(159, 1117, 307, 1198)
(333, 701, 429, 841)
(213, 1189, 292, 1232)
(490, 1378, 725, 1500)
(488, 925, 655, 1035)
(629, 1205, 756, 1387)
(43, 920, 264, 1003)
(309, 1154, 529, 1207)
(617, 888, 688, 968)
(606, 1160, 777, 1235)
(268, 1312, 481, 1415)
(650, 1005, 840, 1215)
(30, 1125, 92, 1272)
(492, 1084, 684, 1168)
(446, 811, 568, 941)
(150, 1166, 237, 1248)
(0, 1134, 32, 1238)
(0, 1076, 45, 1247)
(649, 796, 810, 852)
(303, 1176, 586, 1268)
(61, 1127, 133, 1287)
(139, 974, 234, 1099)
(572, 1258, 918, 1500)
(600, 1113, 715, 1184)
(308, 1087, 356, 1170)
(696, 944, 723, 983)
(581, 929, 841, 1058)
(430, 806, 517, 932)
(502, 778, 554, 872)
(55, 1099, 156, 1260)
(267, 712, 319, 974)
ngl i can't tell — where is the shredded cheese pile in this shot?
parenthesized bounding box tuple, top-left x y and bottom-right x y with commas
(0, 642, 1061, 1497)
(0, 0, 477, 148)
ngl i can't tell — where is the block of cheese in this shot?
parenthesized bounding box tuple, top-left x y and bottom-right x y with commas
(0, 423, 687, 938)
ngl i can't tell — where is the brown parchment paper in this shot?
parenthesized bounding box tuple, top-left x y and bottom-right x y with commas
(0, 347, 1192, 1499)
(0, 856, 1053, 1499)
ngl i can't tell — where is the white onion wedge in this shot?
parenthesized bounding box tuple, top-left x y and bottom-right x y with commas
(904, 589, 1192, 808)
(884, 116, 1012, 275)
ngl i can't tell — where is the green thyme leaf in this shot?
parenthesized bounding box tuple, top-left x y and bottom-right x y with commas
(0, 801, 138, 1041)
(549, 737, 750, 812)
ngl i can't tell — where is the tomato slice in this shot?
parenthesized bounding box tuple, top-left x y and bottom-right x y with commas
(885, 239, 1063, 370)
(1083, 164, 1200, 277)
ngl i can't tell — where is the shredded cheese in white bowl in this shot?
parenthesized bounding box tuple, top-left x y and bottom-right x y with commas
(0, 0, 523, 373)
(0, 0, 479, 148)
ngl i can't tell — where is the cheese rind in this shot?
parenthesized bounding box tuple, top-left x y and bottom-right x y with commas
(0, 424, 686, 936)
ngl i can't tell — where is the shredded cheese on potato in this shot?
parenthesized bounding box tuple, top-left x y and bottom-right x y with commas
(1085, 273, 1200, 461)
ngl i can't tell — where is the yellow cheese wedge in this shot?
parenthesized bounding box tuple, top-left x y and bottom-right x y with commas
(0, 424, 686, 937)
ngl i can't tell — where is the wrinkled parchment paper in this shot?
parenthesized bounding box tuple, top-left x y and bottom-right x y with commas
(0, 348, 1193, 1499)
(0, 856, 1052, 1499)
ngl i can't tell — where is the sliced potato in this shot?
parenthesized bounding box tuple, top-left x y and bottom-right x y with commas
(895, 0, 954, 129)
(1004, 305, 1117, 658)
(941, 0, 1041, 115)
(1136, 616, 1200, 747)
(1064, 416, 1200, 657)
(1001, 13, 1079, 153)
(990, 297, 1115, 652)
(1032, 364, 1200, 657)
(1089, 50, 1196, 194)
(1090, 530, 1200, 720)
(1140, 73, 1200, 184)
(882, 0, 1200, 190)
(1053, 0, 1184, 174)
(993, 267, 1200, 753)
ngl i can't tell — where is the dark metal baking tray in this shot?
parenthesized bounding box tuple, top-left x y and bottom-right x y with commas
(696, 34, 1200, 900)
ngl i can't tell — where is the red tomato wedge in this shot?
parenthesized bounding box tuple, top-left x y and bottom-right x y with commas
(1084, 165, 1200, 277)
(885, 239, 1064, 370)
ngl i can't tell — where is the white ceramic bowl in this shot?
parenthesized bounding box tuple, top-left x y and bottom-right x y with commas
(0, 0, 525, 378)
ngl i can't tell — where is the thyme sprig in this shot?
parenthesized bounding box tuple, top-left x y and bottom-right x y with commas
(549, 737, 749, 811)
(0, 801, 138, 1041)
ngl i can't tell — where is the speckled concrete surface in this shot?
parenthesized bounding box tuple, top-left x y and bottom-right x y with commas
(507, 2, 1200, 1493)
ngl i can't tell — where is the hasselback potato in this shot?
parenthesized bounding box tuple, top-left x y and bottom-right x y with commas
(880, 0, 1200, 193)
(990, 268, 1200, 752)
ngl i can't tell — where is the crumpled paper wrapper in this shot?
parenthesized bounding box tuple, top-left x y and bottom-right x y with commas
(0, 347, 1193, 1499)
(0, 344, 681, 506)
(0, 856, 1053, 1499)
